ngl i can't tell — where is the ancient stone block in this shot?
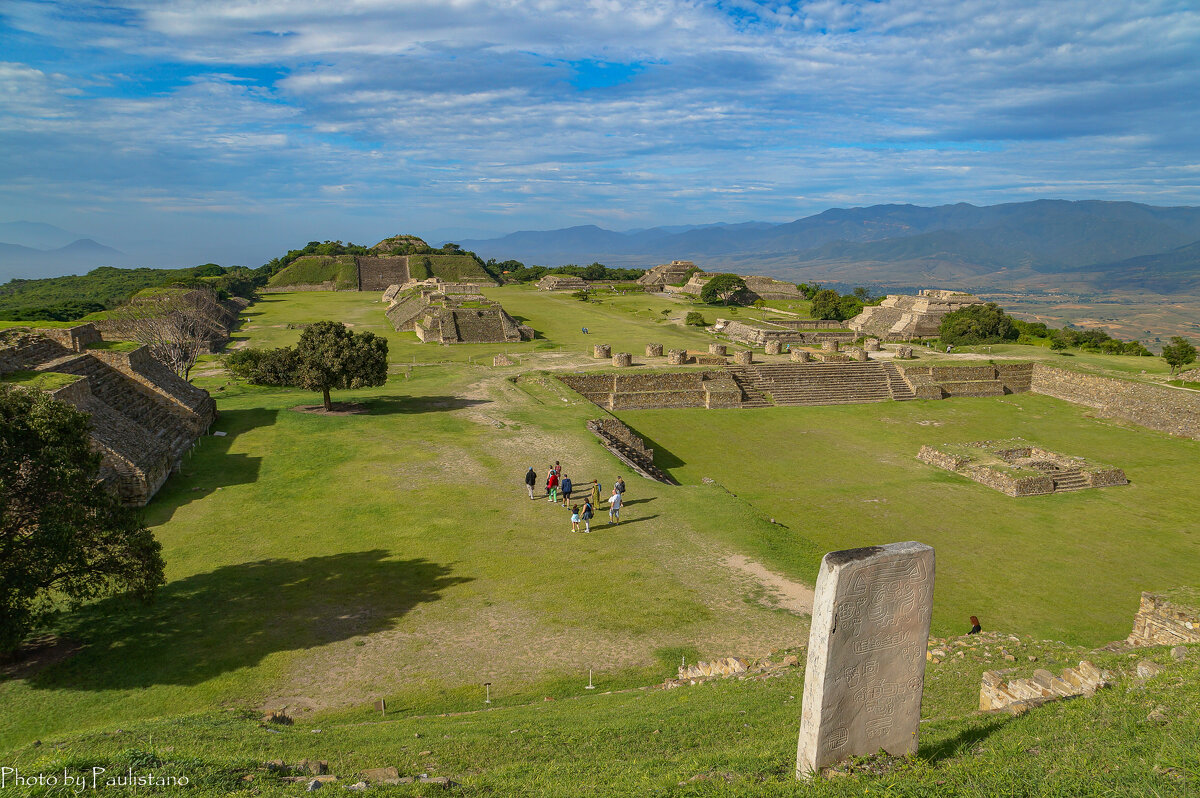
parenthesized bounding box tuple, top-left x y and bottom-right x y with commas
(864, 339, 881, 352)
(896, 346, 913, 359)
(765, 341, 782, 355)
(791, 349, 811, 363)
(733, 350, 753, 365)
(593, 344, 611, 359)
(492, 354, 515, 367)
(849, 347, 868, 362)
(612, 352, 633, 368)
(646, 343, 664, 357)
(821, 340, 839, 352)
(709, 343, 727, 356)
(796, 542, 935, 777)
(667, 349, 688, 365)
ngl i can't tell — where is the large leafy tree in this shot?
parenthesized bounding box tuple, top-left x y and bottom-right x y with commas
(1161, 336, 1197, 375)
(294, 321, 389, 410)
(0, 385, 164, 653)
(938, 303, 1019, 345)
(700, 274, 748, 305)
(810, 289, 864, 321)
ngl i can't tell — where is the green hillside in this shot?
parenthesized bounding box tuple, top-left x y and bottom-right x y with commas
(266, 255, 358, 290)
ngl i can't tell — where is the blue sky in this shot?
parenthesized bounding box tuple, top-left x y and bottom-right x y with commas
(1, 0, 1199, 266)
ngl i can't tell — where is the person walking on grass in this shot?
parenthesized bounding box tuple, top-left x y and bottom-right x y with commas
(570, 505, 581, 534)
(581, 498, 593, 533)
(560, 474, 573, 505)
(608, 485, 622, 525)
(525, 466, 537, 500)
(589, 479, 601, 508)
(614, 476, 625, 500)
(547, 469, 559, 503)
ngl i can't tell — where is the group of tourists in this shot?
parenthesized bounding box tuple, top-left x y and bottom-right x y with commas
(524, 464, 625, 533)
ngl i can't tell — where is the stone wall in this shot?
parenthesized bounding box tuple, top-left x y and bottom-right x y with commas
(1126, 592, 1200, 647)
(1031, 364, 1200, 440)
(356, 256, 410, 291)
(40, 323, 101, 352)
(3, 329, 216, 505)
(262, 282, 338, 292)
(895, 363, 1034, 399)
(980, 661, 1110, 712)
(559, 370, 740, 410)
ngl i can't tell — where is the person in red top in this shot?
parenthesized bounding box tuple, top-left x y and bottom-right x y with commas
(546, 469, 559, 502)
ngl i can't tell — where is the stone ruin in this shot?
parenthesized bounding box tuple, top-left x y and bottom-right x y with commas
(384, 287, 532, 343)
(0, 324, 216, 505)
(1126, 591, 1200, 647)
(979, 661, 1111, 713)
(586, 417, 677, 484)
(716, 319, 855, 348)
(848, 289, 984, 340)
(536, 274, 588, 291)
(559, 371, 745, 410)
(797, 542, 935, 777)
(665, 271, 801, 301)
(645, 343, 664, 358)
(917, 438, 1127, 496)
(636, 260, 697, 287)
(383, 278, 483, 302)
(612, 352, 633, 368)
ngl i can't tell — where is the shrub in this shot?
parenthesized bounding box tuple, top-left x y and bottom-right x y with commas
(685, 311, 706, 326)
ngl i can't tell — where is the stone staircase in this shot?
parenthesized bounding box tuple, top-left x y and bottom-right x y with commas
(723, 367, 772, 407)
(1049, 469, 1089, 492)
(725, 362, 914, 407)
(46, 354, 196, 462)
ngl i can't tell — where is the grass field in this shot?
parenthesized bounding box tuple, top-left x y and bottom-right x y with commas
(2, 288, 1198, 793)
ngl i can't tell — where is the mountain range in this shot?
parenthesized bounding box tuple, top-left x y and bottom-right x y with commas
(0, 222, 130, 283)
(455, 200, 1200, 294)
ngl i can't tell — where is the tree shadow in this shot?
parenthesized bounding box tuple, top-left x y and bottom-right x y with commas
(365, 396, 491, 414)
(918, 716, 1009, 764)
(28, 551, 470, 691)
(144, 408, 278, 524)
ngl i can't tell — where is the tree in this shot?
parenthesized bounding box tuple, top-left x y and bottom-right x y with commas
(1049, 334, 1070, 352)
(0, 385, 164, 653)
(1161, 336, 1197, 375)
(684, 311, 706, 326)
(938, 303, 1019, 346)
(810, 289, 862, 321)
(293, 321, 389, 410)
(108, 286, 227, 380)
(700, 274, 748, 305)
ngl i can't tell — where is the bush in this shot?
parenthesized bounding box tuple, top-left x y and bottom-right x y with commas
(685, 311, 706, 326)
(226, 347, 299, 386)
(810, 289, 862, 321)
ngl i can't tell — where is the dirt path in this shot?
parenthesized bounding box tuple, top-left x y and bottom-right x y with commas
(721, 555, 814, 615)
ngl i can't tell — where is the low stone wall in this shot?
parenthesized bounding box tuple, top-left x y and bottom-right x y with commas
(590, 417, 654, 458)
(560, 371, 740, 410)
(612, 353, 633, 367)
(980, 661, 1110, 712)
(594, 344, 611, 359)
(667, 349, 687, 365)
(610, 391, 706, 409)
(821, 340, 838, 352)
(40, 323, 101, 352)
(764, 341, 781, 355)
(1126, 592, 1200, 647)
(709, 343, 727, 356)
(733, 350, 753, 365)
(791, 349, 811, 363)
(646, 343, 664, 357)
(1031, 364, 1200, 440)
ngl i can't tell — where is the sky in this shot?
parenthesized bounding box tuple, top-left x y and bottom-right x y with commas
(1, 0, 1199, 267)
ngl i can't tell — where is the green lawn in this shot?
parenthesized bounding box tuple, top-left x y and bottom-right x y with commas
(618, 394, 1200, 645)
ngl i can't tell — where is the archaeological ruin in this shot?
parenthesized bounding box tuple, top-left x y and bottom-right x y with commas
(917, 438, 1128, 496)
(848, 289, 984, 340)
(536, 274, 588, 291)
(0, 324, 217, 505)
(665, 271, 802, 301)
(636, 260, 698, 288)
(384, 286, 532, 343)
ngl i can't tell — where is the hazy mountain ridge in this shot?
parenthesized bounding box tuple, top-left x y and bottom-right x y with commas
(456, 200, 1200, 294)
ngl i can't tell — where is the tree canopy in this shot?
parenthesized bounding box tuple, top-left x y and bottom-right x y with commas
(810, 288, 866, 321)
(294, 321, 389, 410)
(938, 303, 1020, 345)
(1161, 336, 1197, 375)
(700, 274, 748, 305)
(0, 385, 164, 653)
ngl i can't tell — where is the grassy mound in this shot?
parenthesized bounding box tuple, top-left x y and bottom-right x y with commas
(266, 256, 358, 290)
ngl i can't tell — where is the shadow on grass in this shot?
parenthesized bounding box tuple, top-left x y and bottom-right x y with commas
(918, 716, 1009, 764)
(365, 395, 491, 414)
(614, 422, 686, 471)
(508, 315, 544, 339)
(143, 408, 277, 524)
(32, 550, 471, 691)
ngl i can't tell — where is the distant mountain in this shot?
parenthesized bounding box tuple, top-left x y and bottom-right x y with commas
(457, 200, 1200, 294)
(0, 221, 85, 250)
(0, 238, 128, 283)
(1070, 240, 1200, 293)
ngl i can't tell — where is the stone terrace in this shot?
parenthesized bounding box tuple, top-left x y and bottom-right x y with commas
(725, 362, 917, 406)
(0, 325, 216, 505)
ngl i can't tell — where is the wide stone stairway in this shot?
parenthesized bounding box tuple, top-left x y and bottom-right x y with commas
(726, 361, 917, 406)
